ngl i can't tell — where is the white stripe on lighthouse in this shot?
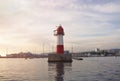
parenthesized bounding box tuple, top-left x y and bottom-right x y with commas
(57, 35, 63, 45)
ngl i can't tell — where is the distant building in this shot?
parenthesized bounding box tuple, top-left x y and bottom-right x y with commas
(95, 48, 100, 52)
(64, 50, 69, 54)
(115, 50, 120, 56)
(6, 52, 47, 58)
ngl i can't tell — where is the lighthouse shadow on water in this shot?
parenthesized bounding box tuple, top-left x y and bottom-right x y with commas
(48, 62, 72, 81)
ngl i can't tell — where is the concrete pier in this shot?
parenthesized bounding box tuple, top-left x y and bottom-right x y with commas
(48, 54, 72, 62)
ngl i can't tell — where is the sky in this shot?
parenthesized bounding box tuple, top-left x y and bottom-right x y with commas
(0, 0, 120, 56)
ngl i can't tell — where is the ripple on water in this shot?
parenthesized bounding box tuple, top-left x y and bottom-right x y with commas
(8, 80, 21, 81)
(96, 73, 104, 77)
(0, 75, 4, 77)
(0, 76, 9, 80)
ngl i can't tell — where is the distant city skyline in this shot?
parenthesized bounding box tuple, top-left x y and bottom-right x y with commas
(0, 0, 120, 56)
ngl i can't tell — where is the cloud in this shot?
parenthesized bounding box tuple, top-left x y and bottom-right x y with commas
(0, 0, 120, 55)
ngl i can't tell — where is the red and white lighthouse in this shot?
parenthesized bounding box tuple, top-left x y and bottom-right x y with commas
(54, 25, 64, 54)
(48, 25, 72, 62)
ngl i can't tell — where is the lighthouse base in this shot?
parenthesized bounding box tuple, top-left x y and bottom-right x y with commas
(48, 54, 72, 62)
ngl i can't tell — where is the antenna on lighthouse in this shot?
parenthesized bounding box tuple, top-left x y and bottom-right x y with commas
(59, 24, 61, 26)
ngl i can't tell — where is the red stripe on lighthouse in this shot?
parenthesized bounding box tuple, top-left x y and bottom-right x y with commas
(57, 45, 64, 54)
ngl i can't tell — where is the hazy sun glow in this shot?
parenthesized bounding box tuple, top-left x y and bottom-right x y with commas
(0, 51, 6, 56)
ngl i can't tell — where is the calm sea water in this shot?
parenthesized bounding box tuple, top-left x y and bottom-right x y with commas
(0, 57, 120, 81)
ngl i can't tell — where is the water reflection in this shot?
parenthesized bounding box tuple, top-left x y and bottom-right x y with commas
(48, 62, 72, 81)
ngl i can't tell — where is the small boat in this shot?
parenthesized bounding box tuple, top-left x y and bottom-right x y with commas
(74, 57, 83, 60)
(77, 58, 83, 60)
